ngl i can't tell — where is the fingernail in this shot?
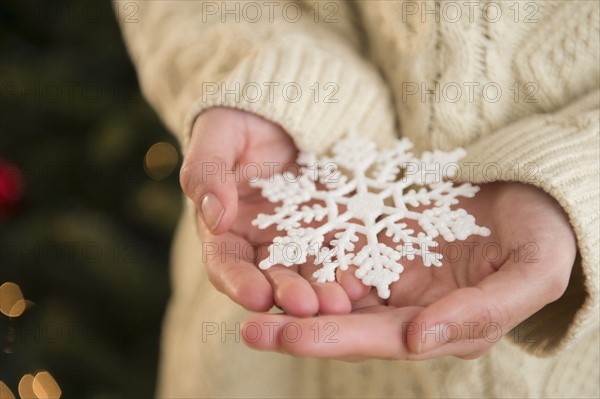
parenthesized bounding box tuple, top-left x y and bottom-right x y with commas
(201, 193, 224, 231)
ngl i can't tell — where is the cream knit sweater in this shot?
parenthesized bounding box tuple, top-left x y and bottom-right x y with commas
(116, 1, 599, 397)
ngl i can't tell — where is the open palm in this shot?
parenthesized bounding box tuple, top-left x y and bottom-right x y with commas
(181, 107, 352, 317)
(243, 181, 577, 360)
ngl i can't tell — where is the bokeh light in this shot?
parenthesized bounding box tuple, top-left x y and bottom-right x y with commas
(0, 159, 25, 211)
(143, 142, 179, 180)
(32, 371, 61, 399)
(18, 374, 35, 399)
(0, 381, 16, 399)
(0, 282, 26, 317)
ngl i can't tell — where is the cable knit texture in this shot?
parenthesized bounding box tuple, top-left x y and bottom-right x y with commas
(115, 1, 599, 397)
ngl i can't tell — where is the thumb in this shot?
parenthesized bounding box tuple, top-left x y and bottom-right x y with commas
(179, 110, 246, 235)
(407, 253, 566, 355)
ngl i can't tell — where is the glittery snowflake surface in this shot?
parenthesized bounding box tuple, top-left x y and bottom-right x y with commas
(251, 134, 491, 299)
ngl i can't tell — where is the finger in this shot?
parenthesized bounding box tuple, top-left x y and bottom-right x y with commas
(203, 228, 273, 312)
(242, 306, 423, 359)
(242, 308, 494, 361)
(256, 243, 319, 317)
(337, 266, 371, 302)
(329, 233, 370, 302)
(350, 289, 385, 311)
(408, 254, 566, 354)
(299, 262, 352, 315)
(263, 265, 319, 317)
(180, 111, 246, 234)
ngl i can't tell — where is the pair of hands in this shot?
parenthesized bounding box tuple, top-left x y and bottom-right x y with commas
(180, 107, 576, 361)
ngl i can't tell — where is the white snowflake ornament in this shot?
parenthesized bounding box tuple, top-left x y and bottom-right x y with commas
(251, 134, 491, 299)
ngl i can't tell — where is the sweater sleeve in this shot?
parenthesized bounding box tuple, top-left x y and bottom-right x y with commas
(114, 0, 397, 153)
(459, 89, 600, 356)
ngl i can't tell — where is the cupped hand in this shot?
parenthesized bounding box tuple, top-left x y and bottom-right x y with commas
(242, 182, 577, 360)
(180, 107, 352, 316)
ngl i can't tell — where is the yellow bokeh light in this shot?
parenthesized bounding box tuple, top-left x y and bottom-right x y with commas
(144, 142, 179, 180)
(18, 374, 35, 399)
(0, 380, 16, 399)
(9, 300, 26, 318)
(32, 371, 61, 399)
(0, 282, 25, 317)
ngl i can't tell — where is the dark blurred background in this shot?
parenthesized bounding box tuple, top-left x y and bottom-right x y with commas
(1, 0, 181, 397)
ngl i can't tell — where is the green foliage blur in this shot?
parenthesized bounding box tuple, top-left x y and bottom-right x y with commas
(1, 0, 181, 396)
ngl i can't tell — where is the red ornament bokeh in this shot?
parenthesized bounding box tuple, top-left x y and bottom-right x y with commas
(0, 158, 25, 213)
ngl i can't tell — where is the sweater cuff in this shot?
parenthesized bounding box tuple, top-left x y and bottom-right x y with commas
(181, 34, 397, 154)
(459, 90, 600, 355)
